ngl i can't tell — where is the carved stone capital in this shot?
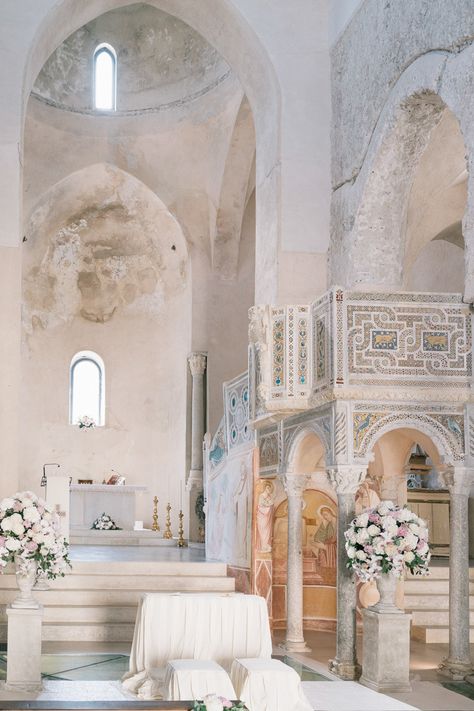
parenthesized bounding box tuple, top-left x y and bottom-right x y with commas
(439, 465, 474, 496)
(327, 465, 367, 496)
(186, 469, 203, 492)
(282, 473, 309, 498)
(188, 352, 207, 377)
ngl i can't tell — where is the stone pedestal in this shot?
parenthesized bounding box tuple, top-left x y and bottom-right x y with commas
(360, 608, 412, 693)
(5, 605, 43, 692)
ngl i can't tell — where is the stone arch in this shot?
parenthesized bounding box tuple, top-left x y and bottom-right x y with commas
(354, 412, 463, 467)
(23, 0, 281, 302)
(329, 52, 469, 293)
(284, 424, 329, 475)
(213, 96, 255, 280)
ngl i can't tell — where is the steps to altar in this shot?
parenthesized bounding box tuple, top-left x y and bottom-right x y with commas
(0, 550, 235, 643)
(404, 563, 474, 643)
(70, 528, 178, 546)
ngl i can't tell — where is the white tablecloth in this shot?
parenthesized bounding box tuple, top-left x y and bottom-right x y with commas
(164, 659, 236, 701)
(231, 658, 313, 711)
(122, 592, 272, 698)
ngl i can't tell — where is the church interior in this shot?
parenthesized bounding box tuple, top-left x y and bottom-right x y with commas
(1, 1, 474, 709)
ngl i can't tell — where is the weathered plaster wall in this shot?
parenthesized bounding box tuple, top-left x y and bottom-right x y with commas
(20, 165, 192, 530)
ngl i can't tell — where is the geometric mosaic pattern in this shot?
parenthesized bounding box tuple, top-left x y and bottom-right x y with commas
(224, 372, 253, 452)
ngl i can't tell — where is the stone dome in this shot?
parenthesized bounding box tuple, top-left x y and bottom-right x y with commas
(32, 3, 231, 114)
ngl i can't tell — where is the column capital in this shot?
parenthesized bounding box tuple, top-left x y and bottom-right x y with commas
(328, 465, 367, 495)
(188, 352, 207, 376)
(282, 473, 309, 498)
(439, 465, 474, 496)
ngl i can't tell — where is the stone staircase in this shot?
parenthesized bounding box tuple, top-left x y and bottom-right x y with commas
(0, 559, 235, 642)
(404, 565, 474, 643)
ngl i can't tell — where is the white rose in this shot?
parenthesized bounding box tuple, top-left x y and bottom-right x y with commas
(355, 550, 367, 560)
(409, 523, 420, 535)
(381, 515, 397, 531)
(33, 532, 45, 544)
(377, 502, 390, 515)
(404, 551, 415, 563)
(356, 529, 370, 544)
(346, 545, 356, 559)
(398, 508, 412, 522)
(6, 537, 21, 551)
(0, 498, 15, 511)
(1, 514, 24, 537)
(202, 695, 224, 711)
(356, 513, 369, 528)
(23, 507, 40, 524)
(367, 524, 380, 536)
(403, 533, 418, 550)
(346, 531, 357, 544)
(417, 541, 429, 556)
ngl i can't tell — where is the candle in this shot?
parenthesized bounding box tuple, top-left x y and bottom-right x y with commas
(180, 482, 183, 510)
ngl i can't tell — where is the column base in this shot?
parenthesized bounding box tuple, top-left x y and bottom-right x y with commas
(4, 681, 43, 693)
(281, 639, 311, 654)
(328, 658, 361, 680)
(438, 658, 473, 681)
(359, 675, 411, 694)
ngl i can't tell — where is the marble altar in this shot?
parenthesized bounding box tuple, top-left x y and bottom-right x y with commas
(70, 484, 147, 531)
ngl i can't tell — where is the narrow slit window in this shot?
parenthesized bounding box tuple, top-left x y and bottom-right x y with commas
(93, 44, 116, 111)
(70, 351, 105, 426)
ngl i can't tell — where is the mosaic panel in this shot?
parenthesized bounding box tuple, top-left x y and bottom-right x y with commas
(352, 402, 465, 462)
(311, 291, 332, 396)
(270, 305, 312, 400)
(259, 430, 279, 474)
(209, 417, 226, 469)
(224, 372, 253, 452)
(345, 292, 471, 387)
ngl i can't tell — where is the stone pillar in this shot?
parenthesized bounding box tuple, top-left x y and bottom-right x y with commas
(187, 352, 207, 543)
(6, 605, 43, 691)
(283, 473, 310, 652)
(439, 466, 474, 680)
(328, 465, 367, 680)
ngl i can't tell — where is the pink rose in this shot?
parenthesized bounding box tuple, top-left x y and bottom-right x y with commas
(26, 541, 38, 551)
(14, 502, 22, 512)
(369, 513, 381, 523)
(398, 526, 408, 536)
(0, 537, 6, 547)
(219, 700, 232, 709)
(365, 545, 374, 554)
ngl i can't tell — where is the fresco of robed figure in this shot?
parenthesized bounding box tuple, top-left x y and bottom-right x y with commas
(273, 489, 337, 587)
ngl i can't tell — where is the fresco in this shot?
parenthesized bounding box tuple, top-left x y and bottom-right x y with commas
(273, 489, 337, 587)
(206, 448, 254, 568)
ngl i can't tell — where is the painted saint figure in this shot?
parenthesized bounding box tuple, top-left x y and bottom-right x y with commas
(256, 481, 275, 553)
(310, 505, 337, 568)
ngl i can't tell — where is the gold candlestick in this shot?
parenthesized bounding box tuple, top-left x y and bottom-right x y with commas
(177, 509, 186, 547)
(163, 502, 173, 539)
(152, 495, 160, 532)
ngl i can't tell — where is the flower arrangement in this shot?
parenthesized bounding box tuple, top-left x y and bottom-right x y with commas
(0, 491, 70, 578)
(191, 696, 248, 711)
(345, 500, 430, 581)
(77, 416, 96, 429)
(91, 512, 121, 530)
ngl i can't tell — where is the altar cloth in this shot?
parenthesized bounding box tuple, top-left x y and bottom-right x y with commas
(164, 659, 236, 701)
(231, 658, 313, 711)
(122, 592, 272, 699)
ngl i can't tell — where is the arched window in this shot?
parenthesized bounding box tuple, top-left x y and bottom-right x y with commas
(93, 44, 116, 111)
(70, 351, 105, 426)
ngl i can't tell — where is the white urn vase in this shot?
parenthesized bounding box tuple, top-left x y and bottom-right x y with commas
(372, 574, 401, 614)
(12, 556, 40, 609)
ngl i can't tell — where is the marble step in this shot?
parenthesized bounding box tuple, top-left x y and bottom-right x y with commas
(412, 624, 474, 644)
(404, 593, 474, 610)
(0, 587, 236, 606)
(0, 604, 137, 624)
(1, 560, 228, 577)
(404, 578, 474, 595)
(0, 622, 135, 643)
(409, 608, 474, 626)
(0, 574, 234, 592)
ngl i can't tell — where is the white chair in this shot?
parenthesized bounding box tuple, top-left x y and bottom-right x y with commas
(164, 659, 236, 701)
(231, 658, 313, 711)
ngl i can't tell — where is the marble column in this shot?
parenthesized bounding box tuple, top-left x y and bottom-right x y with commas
(438, 466, 474, 680)
(187, 352, 207, 543)
(283, 473, 310, 652)
(328, 464, 367, 680)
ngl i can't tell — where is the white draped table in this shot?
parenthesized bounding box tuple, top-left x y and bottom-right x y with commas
(122, 592, 273, 699)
